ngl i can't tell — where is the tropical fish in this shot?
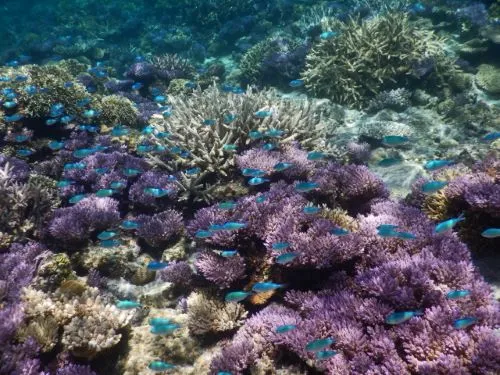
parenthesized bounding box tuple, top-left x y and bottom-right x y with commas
(147, 261, 169, 271)
(4, 113, 24, 122)
(155, 131, 170, 139)
(94, 167, 109, 174)
(303, 206, 321, 214)
(256, 195, 267, 203)
(220, 250, 238, 257)
(222, 222, 247, 231)
(97, 231, 117, 241)
(316, 350, 338, 360)
(185, 81, 196, 88)
(217, 372, 232, 375)
(382, 135, 410, 146)
(272, 242, 290, 250)
(252, 282, 285, 293)
(131, 82, 143, 90)
(481, 132, 500, 142)
(120, 220, 140, 230)
(395, 231, 417, 240)
(110, 181, 127, 190)
(69, 194, 86, 204)
(242, 168, 266, 177)
(209, 224, 225, 232)
(48, 140, 65, 150)
(320, 31, 338, 40)
(45, 118, 59, 126)
(248, 177, 270, 185)
(422, 180, 448, 194)
(307, 151, 325, 160)
(14, 134, 29, 143)
(305, 338, 335, 352)
(95, 189, 115, 197)
(255, 110, 273, 118)
(73, 148, 96, 158)
(150, 323, 181, 335)
(56, 180, 74, 188)
(76, 98, 91, 107)
(144, 187, 171, 198)
(453, 317, 477, 329)
(377, 157, 403, 167)
(385, 310, 423, 325)
(224, 113, 237, 124)
(195, 230, 213, 238)
(149, 317, 171, 326)
(330, 227, 349, 236)
(78, 124, 98, 132)
(249, 130, 264, 139)
(99, 239, 122, 248)
(148, 361, 175, 372)
(265, 129, 284, 138)
(60, 115, 74, 124)
(223, 144, 238, 152)
(137, 144, 154, 153)
(481, 228, 500, 238)
(111, 126, 129, 137)
(275, 324, 297, 333)
(424, 159, 454, 171)
(203, 119, 216, 126)
(446, 290, 471, 300)
(3, 101, 17, 109)
(295, 182, 319, 192)
(116, 300, 141, 309)
(16, 149, 33, 157)
(219, 201, 237, 210)
(377, 224, 399, 233)
(225, 291, 252, 303)
(83, 109, 99, 118)
(185, 167, 201, 175)
(232, 87, 245, 94)
(276, 252, 299, 264)
(262, 143, 276, 151)
(24, 85, 37, 95)
(64, 162, 86, 170)
(154, 95, 167, 103)
(434, 214, 465, 234)
(274, 162, 294, 172)
(289, 79, 304, 87)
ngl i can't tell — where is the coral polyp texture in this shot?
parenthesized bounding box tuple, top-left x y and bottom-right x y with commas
(0, 1, 499, 374)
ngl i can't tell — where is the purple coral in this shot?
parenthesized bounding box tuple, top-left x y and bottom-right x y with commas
(158, 261, 195, 288)
(125, 62, 156, 81)
(136, 209, 184, 246)
(195, 251, 246, 288)
(0, 154, 31, 181)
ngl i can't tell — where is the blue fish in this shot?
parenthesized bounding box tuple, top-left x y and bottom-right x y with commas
(56, 180, 74, 188)
(137, 144, 154, 154)
(256, 195, 267, 203)
(155, 131, 171, 139)
(275, 324, 297, 333)
(272, 242, 290, 250)
(316, 350, 338, 360)
(131, 82, 143, 90)
(185, 81, 196, 89)
(147, 261, 169, 271)
(120, 220, 140, 230)
(116, 300, 141, 309)
(60, 115, 74, 124)
(424, 159, 454, 171)
(225, 291, 252, 303)
(209, 224, 226, 232)
(78, 125, 98, 133)
(150, 323, 180, 335)
(453, 317, 477, 329)
(276, 252, 299, 264)
(14, 134, 29, 143)
(219, 201, 237, 210)
(97, 231, 117, 241)
(320, 31, 338, 40)
(144, 187, 171, 198)
(305, 338, 335, 352)
(289, 79, 304, 88)
(265, 129, 284, 138)
(330, 227, 349, 236)
(303, 206, 321, 215)
(255, 110, 273, 118)
(203, 119, 216, 126)
(76, 98, 91, 107)
(69, 194, 87, 204)
(377, 224, 399, 233)
(274, 162, 294, 172)
(142, 125, 155, 135)
(154, 95, 167, 103)
(422, 181, 448, 194)
(95, 189, 115, 197)
(123, 168, 141, 177)
(24, 85, 37, 95)
(223, 144, 238, 152)
(4, 113, 24, 122)
(46, 118, 59, 126)
(222, 222, 247, 231)
(382, 135, 409, 146)
(252, 282, 284, 293)
(242, 168, 266, 177)
(110, 181, 127, 190)
(83, 109, 99, 118)
(377, 157, 403, 167)
(195, 230, 213, 238)
(73, 148, 96, 158)
(395, 231, 417, 240)
(94, 167, 109, 174)
(111, 126, 130, 137)
(262, 143, 276, 151)
(3, 101, 17, 109)
(218, 372, 232, 375)
(185, 167, 201, 175)
(385, 310, 423, 325)
(248, 177, 270, 185)
(446, 290, 471, 300)
(148, 361, 175, 372)
(220, 250, 238, 257)
(221, 84, 234, 92)
(223, 113, 237, 124)
(232, 87, 245, 94)
(481, 132, 500, 142)
(481, 228, 500, 238)
(295, 182, 319, 192)
(16, 149, 33, 157)
(434, 214, 465, 234)
(49, 103, 65, 117)
(249, 130, 264, 139)
(307, 151, 325, 160)
(99, 239, 122, 248)
(149, 317, 171, 326)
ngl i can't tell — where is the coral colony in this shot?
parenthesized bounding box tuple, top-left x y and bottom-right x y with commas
(0, 0, 499, 374)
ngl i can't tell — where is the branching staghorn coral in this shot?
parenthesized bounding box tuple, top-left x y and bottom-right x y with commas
(303, 13, 446, 107)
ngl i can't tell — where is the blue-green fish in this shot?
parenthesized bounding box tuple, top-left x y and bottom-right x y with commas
(265, 129, 284, 138)
(225, 291, 252, 303)
(95, 189, 115, 197)
(289, 79, 304, 87)
(252, 282, 284, 293)
(303, 206, 321, 214)
(377, 224, 399, 233)
(148, 361, 175, 372)
(385, 310, 422, 325)
(69, 194, 87, 204)
(99, 239, 122, 248)
(120, 220, 140, 230)
(144, 187, 171, 198)
(249, 130, 264, 140)
(256, 195, 267, 203)
(223, 144, 238, 152)
(242, 168, 266, 177)
(195, 230, 213, 238)
(209, 224, 225, 232)
(154, 95, 167, 103)
(116, 300, 141, 309)
(395, 231, 417, 240)
(97, 231, 117, 241)
(48, 140, 65, 151)
(220, 250, 238, 257)
(222, 222, 247, 231)
(14, 134, 29, 143)
(434, 214, 465, 234)
(142, 125, 155, 135)
(83, 109, 99, 118)
(46, 119, 59, 126)
(147, 261, 169, 271)
(73, 148, 96, 158)
(274, 162, 293, 172)
(149, 317, 171, 326)
(262, 143, 276, 151)
(137, 144, 154, 153)
(217, 372, 232, 375)
(64, 162, 86, 170)
(248, 177, 269, 185)
(110, 181, 127, 190)
(255, 110, 273, 118)
(272, 242, 290, 250)
(16, 149, 33, 157)
(4, 113, 24, 122)
(481, 228, 500, 238)
(481, 132, 500, 142)
(111, 126, 129, 137)
(223, 113, 237, 124)
(56, 180, 74, 188)
(424, 159, 453, 171)
(123, 168, 141, 177)
(203, 119, 216, 126)
(305, 338, 335, 352)
(276, 252, 299, 264)
(295, 182, 319, 192)
(219, 201, 237, 210)
(316, 350, 338, 360)
(382, 135, 409, 146)
(275, 324, 297, 333)
(377, 157, 403, 167)
(3, 101, 17, 109)
(446, 290, 471, 300)
(320, 31, 338, 40)
(422, 181, 448, 194)
(307, 151, 325, 160)
(150, 323, 180, 335)
(185, 167, 201, 175)
(330, 227, 349, 236)
(453, 317, 477, 329)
